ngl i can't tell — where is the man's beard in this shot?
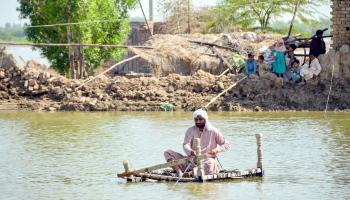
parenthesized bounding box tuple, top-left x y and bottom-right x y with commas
(196, 123, 205, 129)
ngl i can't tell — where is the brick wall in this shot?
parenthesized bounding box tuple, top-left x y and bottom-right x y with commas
(331, 0, 350, 50)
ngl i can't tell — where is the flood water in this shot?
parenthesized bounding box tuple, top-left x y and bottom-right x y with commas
(5, 46, 50, 67)
(0, 111, 349, 200)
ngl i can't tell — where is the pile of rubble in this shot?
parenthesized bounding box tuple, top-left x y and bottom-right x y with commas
(1, 46, 349, 112)
(0, 52, 234, 111)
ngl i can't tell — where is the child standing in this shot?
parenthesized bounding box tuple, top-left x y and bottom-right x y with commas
(272, 39, 287, 78)
(257, 55, 268, 76)
(290, 59, 301, 83)
(245, 53, 257, 78)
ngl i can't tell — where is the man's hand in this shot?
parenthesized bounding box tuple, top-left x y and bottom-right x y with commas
(190, 151, 196, 156)
(208, 148, 219, 157)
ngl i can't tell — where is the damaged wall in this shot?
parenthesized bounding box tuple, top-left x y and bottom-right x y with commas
(319, 0, 350, 80)
(319, 44, 350, 80)
(331, 0, 350, 50)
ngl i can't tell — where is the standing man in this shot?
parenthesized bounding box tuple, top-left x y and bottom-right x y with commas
(310, 30, 326, 57)
(164, 109, 230, 177)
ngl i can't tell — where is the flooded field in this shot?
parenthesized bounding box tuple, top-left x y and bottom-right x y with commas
(0, 111, 349, 200)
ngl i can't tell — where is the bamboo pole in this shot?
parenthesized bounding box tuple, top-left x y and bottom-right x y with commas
(211, 46, 233, 70)
(211, 46, 234, 78)
(203, 76, 247, 109)
(117, 154, 207, 178)
(75, 55, 140, 90)
(140, 173, 196, 182)
(217, 69, 230, 78)
(188, 40, 234, 51)
(0, 42, 154, 49)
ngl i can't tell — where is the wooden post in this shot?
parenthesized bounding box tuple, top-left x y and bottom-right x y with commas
(194, 138, 205, 182)
(255, 133, 263, 169)
(123, 160, 130, 174)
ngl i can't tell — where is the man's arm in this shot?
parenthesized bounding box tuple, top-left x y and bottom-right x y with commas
(214, 130, 231, 153)
(183, 128, 194, 156)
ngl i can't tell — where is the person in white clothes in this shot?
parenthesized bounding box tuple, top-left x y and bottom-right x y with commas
(299, 54, 322, 84)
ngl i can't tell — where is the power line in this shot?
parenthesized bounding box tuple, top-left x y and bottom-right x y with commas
(0, 41, 154, 49)
(24, 19, 118, 28)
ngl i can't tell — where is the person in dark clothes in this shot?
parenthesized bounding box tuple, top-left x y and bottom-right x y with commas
(309, 30, 326, 57)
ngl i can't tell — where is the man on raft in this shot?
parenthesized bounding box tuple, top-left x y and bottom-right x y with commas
(164, 109, 231, 177)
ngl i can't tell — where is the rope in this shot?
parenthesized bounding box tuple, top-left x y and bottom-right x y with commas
(324, 63, 335, 113)
(216, 156, 223, 169)
(174, 160, 193, 186)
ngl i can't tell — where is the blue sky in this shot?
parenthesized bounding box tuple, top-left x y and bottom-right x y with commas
(0, 0, 331, 27)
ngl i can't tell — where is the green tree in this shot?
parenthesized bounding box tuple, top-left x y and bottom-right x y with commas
(224, 0, 328, 33)
(199, 3, 253, 33)
(18, 0, 136, 78)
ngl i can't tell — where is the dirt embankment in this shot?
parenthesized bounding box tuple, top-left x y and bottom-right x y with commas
(0, 53, 233, 111)
(1, 51, 349, 112)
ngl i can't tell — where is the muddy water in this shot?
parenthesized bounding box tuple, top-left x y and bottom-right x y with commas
(0, 112, 349, 200)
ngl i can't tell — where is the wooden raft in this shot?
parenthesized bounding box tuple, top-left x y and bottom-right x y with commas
(117, 134, 263, 183)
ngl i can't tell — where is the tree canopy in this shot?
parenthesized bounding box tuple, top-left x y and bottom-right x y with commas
(18, 0, 136, 77)
(224, 0, 328, 33)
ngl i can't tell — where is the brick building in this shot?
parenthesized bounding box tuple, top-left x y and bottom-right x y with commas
(331, 0, 350, 50)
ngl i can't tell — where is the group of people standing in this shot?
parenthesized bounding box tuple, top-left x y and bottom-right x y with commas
(245, 29, 326, 85)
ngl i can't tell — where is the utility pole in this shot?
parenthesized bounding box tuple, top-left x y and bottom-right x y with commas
(149, 0, 153, 21)
(187, 0, 191, 34)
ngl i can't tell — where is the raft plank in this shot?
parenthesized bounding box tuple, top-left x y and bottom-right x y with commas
(127, 167, 263, 182)
(117, 154, 207, 177)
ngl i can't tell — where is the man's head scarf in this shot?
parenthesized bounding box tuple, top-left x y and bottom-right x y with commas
(193, 109, 214, 131)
